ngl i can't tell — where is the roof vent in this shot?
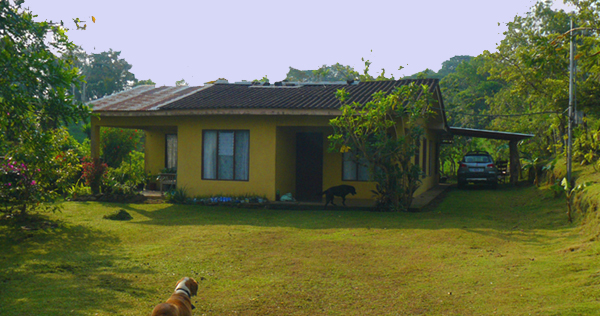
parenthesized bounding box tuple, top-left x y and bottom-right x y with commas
(263, 82, 270, 86)
(346, 79, 354, 85)
(274, 81, 283, 86)
(215, 79, 229, 84)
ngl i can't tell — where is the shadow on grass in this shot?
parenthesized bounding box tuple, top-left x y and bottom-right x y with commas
(0, 213, 154, 316)
(115, 183, 570, 241)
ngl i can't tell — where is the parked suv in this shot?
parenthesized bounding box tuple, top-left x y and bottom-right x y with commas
(457, 151, 498, 188)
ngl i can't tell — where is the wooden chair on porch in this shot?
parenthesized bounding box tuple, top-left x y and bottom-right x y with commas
(496, 160, 509, 184)
(158, 173, 177, 195)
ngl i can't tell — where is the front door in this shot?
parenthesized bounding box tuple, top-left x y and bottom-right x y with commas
(295, 132, 323, 201)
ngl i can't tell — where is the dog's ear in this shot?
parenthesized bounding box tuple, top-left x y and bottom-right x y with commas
(188, 278, 199, 296)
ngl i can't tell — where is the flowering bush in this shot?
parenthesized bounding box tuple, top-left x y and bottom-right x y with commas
(101, 128, 143, 168)
(1, 128, 85, 215)
(81, 157, 108, 194)
(10, 128, 83, 195)
(0, 158, 49, 215)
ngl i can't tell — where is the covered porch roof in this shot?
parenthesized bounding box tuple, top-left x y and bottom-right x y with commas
(448, 127, 534, 141)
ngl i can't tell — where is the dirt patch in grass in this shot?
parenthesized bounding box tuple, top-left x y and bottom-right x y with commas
(103, 209, 133, 221)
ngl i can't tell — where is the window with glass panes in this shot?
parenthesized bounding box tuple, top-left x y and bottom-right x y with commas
(202, 130, 249, 181)
(342, 151, 371, 181)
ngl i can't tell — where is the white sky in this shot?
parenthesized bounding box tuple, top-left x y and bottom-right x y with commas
(24, 0, 574, 86)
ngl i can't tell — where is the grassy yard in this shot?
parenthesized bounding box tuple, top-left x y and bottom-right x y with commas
(1, 185, 600, 315)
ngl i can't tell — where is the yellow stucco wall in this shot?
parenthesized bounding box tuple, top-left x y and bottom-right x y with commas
(144, 129, 165, 175)
(413, 128, 439, 196)
(91, 113, 440, 201)
(275, 127, 297, 197)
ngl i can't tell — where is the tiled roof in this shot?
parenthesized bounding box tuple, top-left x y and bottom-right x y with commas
(90, 85, 205, 111)
(160, 79, 440, 111)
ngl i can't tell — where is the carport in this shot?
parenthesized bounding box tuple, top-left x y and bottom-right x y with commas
(448, 127, 535, 185)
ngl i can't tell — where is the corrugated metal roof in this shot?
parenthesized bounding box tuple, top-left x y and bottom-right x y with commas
(90, 79, 440, 113)
(160, 79, 439, 111)
(449, 127, 534, 141)
(90, 85, 205, 111)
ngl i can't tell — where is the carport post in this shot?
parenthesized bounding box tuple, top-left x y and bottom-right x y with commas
(509, 140, 520, 185)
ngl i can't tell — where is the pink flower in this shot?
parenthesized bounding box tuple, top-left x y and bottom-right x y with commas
(31, 180, 36, 185)
(6, 183, 11, 187)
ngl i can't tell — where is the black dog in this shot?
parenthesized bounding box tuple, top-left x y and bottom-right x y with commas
(321, 185, 356, 208)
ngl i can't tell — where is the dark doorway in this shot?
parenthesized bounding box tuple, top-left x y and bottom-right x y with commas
(296, 132, 323, 201)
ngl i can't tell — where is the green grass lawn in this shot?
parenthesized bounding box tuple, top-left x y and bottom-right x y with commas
(1, 185, 600, 315)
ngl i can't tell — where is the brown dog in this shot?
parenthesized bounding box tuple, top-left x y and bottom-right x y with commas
(151, 277, 198, 316)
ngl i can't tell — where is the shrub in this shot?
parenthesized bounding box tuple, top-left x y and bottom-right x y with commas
(66, 180, 92, 199)
(165, 187, 189, 204)
(81, 157, 108, 194)
(1, 128, 84, 216)
(0, 159, 55, 215)
(102, 151, 146, 195)
(100, 127, 143, 168)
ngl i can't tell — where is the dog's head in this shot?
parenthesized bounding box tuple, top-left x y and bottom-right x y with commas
(350, 186, 357, 195)
(175, 277, 198, 297)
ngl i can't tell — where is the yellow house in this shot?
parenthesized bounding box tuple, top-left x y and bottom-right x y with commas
(90, 79, 448, 202)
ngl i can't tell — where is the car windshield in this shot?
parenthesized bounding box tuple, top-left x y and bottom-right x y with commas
(465, 155, 491, 163)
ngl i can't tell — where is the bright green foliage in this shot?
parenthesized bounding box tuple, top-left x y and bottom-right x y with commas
(65, 180, 92, 199)
(404, 55, 473, 79)
(329, 83, 435, 211)
(102, 151, 146, 195)
(12, 128, 83, 194)
(1, 128, 82, 215)
(0, 1, 89, 149)
(0, 1, 91, 214)
(100, 127, 143, 168)
(561, 177, 592, 223)
(441, 56, 503, 129)
(483, 1, 600, 158)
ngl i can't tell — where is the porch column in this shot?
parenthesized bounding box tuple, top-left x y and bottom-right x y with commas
(509, 140, 520, 185)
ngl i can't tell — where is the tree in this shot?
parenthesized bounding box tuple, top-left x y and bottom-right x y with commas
(440, 55, 502, 129)
(135, 79, 156, 86)
(403, 56, 473, 80)
(0, 1, 90, 215)
(481, 1, 600, 158)
(437, 55, 474, 78)
(0, 1, 89, 142)
(285, 63, 359, 82)
(82, 49, 138, 99)
(328, 83, 435, 212)
(175, 78, 189, 86)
